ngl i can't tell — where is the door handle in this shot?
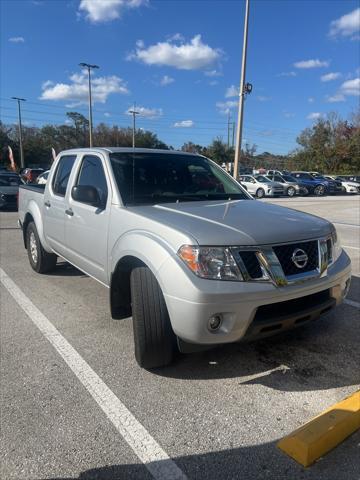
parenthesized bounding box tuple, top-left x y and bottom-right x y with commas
(65, 208, 74, 216)
(44, 201, 51, 208)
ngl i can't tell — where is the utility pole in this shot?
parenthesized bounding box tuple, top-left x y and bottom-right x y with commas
(232, 122, 236, 148)
(11, 97, 26, 168)
(227, 111, 231, 149)
(79, 62, 99, 148)
(233, 0, 250, 179)
(129, 103, 140, 148)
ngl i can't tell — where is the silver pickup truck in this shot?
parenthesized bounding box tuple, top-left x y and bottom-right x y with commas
(18, 148, 351, 369)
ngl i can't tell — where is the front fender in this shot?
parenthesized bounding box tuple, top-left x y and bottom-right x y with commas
(110, 230, 182, 292)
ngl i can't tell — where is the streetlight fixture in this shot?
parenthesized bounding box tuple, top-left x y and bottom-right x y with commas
(11, 96, 26, 168)
(79, 62, 99, 148)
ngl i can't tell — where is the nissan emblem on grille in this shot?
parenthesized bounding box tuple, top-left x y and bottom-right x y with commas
(291, 248, 308, 269)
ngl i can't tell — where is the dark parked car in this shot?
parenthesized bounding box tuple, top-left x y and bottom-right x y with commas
(310, 174, 343, 194)
(291, 172, 329, 196)
(0, 173, 23, 209)
(21, 168, 44, 184)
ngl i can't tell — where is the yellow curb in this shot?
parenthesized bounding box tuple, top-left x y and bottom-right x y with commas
(277, 390, 360, 467)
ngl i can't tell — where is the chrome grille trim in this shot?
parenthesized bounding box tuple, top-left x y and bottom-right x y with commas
(231, 235, 334, 287)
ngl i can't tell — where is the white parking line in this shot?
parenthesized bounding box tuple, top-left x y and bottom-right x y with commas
(0, 268, 187, 480)
(344, 299, 360, 309)
(342, 245, 360, 251)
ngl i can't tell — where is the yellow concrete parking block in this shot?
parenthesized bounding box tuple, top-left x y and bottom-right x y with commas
(277, 390, 360, 467)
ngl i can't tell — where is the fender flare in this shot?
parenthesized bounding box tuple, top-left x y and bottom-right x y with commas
(23, 200, 52, 252)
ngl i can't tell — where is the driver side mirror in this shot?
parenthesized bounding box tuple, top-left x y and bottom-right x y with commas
(72, 185, 101, 207)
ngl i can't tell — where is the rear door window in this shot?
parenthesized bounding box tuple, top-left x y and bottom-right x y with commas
(52, 155, 76, 196)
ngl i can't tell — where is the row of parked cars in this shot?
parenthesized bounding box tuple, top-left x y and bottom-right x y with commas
(238, 170, 360, 198)
(1, 164, 359, 210)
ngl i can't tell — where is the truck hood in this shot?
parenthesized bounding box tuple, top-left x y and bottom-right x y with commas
(129, 199, 332, 246)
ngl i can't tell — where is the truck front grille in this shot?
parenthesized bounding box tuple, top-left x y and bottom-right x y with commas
(273, 240, 319, 275)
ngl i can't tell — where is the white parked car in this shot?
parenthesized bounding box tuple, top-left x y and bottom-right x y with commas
(325, 176, 359, 194)
(36, 170, 50, 185)
(239, 174, 284, 198)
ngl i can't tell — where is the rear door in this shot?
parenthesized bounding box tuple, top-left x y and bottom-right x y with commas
(43, 154, 77, 256)
(64, 153, 111, 284)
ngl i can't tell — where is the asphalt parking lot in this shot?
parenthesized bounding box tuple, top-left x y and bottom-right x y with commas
(0, 196, 359, 480)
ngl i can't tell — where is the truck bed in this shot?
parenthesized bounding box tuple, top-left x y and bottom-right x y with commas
(19, 184, 46, 194)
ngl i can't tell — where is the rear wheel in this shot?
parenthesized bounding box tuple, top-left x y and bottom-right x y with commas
(256, 188, 265, 198)
(26, 221, 57, 273)
(314, 184, 325, 196)
(130, 266, 177, 369)
(287, 186, 296, 197)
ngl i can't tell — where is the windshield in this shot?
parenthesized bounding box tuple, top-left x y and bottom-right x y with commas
(109, 152, 249, 205)
(283, 175, 297, 182)
(0, 175, 21, 186)
(255, 175, 271, 183)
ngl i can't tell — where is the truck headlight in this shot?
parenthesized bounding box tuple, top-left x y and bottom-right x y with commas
(178, 245, 243, 281)
(331, 228, 342, 262)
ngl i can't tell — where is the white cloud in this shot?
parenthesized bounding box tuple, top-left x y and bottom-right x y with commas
(209, 80, 218, 86)
(173, 120, 194, 128)
(294, 59, 330, 69)
(340, 77, 360, 96)
(216, 100, 238, 114)
(257, 95, 272, 102)
(8, 36, 25, 43)
(326, 94, 345, 103)
(128, 35, 221, 70)
(40, 72, 129, 104)
(307, 112, 323, 120)
(277, 71, 297, 77)
(104, 112, 111, 117)
(204, 69, 223, 77)
(79, 0, 147, 23)
(167, 33, 184, 42)
(308, 97, 315, 103)
(320, 72, 341, 82)
(160, 75, 174, 86)
(325, 77, 359, 103)
(125, 106, 163, 119)
(225, 85, 239, 98)
(329, 8, 360, 39)
(283, 111, 295, 118)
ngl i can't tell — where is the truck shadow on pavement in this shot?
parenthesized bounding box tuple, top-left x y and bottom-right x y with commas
(44, 430, 360, 480)
(153, 275, 360, 391)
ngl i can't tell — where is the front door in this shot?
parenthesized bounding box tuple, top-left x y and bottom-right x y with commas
(64, 154, 111, 285)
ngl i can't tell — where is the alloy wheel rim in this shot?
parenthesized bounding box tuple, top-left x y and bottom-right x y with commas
(29, 232, 38, 264)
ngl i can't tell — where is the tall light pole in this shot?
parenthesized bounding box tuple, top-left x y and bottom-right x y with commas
(11, 97, 26, 168)
(233, 0, 250, 179)
(129, 103, 140, 148)
(79, 62, 99, 148)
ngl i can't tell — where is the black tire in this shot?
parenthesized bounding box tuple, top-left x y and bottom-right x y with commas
(256, 188, 265, 198)
(287, 186, 296, 197)
(314, 184, 325, 196)
(130, 266, 177, 369)
(26, 221, 57, 273)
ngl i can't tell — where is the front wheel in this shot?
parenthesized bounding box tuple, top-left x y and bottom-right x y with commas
(26, 221, 57, 273)
(256, 188, 265, 198)
(130, 266, 177, 369)
(314, 184, 325, 196)
(287, 186, 296, 197)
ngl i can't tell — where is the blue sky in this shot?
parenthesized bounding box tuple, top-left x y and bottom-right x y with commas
(1, 0, 359, 154)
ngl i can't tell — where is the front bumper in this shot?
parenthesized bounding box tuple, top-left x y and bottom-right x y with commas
(161, 249, 351, 345)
